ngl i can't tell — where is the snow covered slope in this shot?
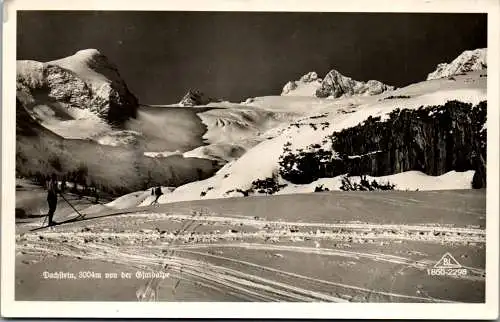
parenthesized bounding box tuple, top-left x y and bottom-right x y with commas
(427, 48, 487, 80)
(281, 69, 394, 98)
(142, 102, 300, 162)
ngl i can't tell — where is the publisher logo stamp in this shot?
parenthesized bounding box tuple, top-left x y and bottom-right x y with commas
(427, 252, 468, 277)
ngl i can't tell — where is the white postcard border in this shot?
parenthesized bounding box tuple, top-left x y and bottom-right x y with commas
(2, 0, 499, 319)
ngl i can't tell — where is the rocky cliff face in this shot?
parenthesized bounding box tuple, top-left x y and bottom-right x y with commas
(279, 100, 486, 188)
(427, 48, 487, 80)
(16, 49, 138, 126)
(281, 69, 393, 98)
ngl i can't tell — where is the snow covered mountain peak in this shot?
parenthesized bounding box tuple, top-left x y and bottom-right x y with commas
(315, 69, 352, 97)
(17, 49, 138, 125)
(75, 48, 102, 57)
(316, 69, 394, 98)
(427, 48, 487, 80)
(282, 68, 393, 98)
(299, 71, 320, 82)
(281, 71, 323, 96)
(47, 49, 125, 86)
(179, 89, 212, 106)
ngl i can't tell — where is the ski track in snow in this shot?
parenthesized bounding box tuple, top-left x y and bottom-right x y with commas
(18, 238, 472, 303)
(17, 209, 485, 302)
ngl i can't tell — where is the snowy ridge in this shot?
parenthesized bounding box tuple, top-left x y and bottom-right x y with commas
(427, 48, 487, 80)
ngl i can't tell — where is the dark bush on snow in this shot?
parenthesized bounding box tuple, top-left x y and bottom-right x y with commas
(278, 141, 339, 184)
(340, 175, 395, 191)
(314, 184, 330, 192)
(251, 176, 287, 195)
(225, 188, 251, 197)
(383, 95, 411, 100)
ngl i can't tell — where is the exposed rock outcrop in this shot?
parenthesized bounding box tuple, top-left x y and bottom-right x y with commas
(427, 48, 487, 80)
(16, 49, 138, 126)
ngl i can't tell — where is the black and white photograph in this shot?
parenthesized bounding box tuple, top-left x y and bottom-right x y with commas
(2, 0, 499, 319)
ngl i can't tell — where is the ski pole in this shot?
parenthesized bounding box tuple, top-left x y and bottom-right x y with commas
(41, 213, 48, 228)
(59, 193, 85, 217)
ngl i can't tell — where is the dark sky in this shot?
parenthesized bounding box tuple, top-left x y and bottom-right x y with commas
(17, 11, 487, 104)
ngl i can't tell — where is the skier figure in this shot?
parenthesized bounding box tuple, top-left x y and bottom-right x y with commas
(151, 186, 163, 207)
(60, 176, 67, 193)
(94, 187, 100, 204)
(46, 173, 59, 226)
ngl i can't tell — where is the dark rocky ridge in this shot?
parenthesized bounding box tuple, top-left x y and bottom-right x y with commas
(279, 100, 487, 188)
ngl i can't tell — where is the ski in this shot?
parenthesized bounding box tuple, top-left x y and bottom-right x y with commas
(27, 207, 149, 232)
(29, 214, 86, 232)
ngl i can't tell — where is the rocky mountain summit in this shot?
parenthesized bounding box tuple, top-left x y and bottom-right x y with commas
(316, 70, 394, 98)
(178, 89, 221, 106)
(16, 49, 138, 125)
(282, 69, 393, 98)
(427, 48, 487, 80)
